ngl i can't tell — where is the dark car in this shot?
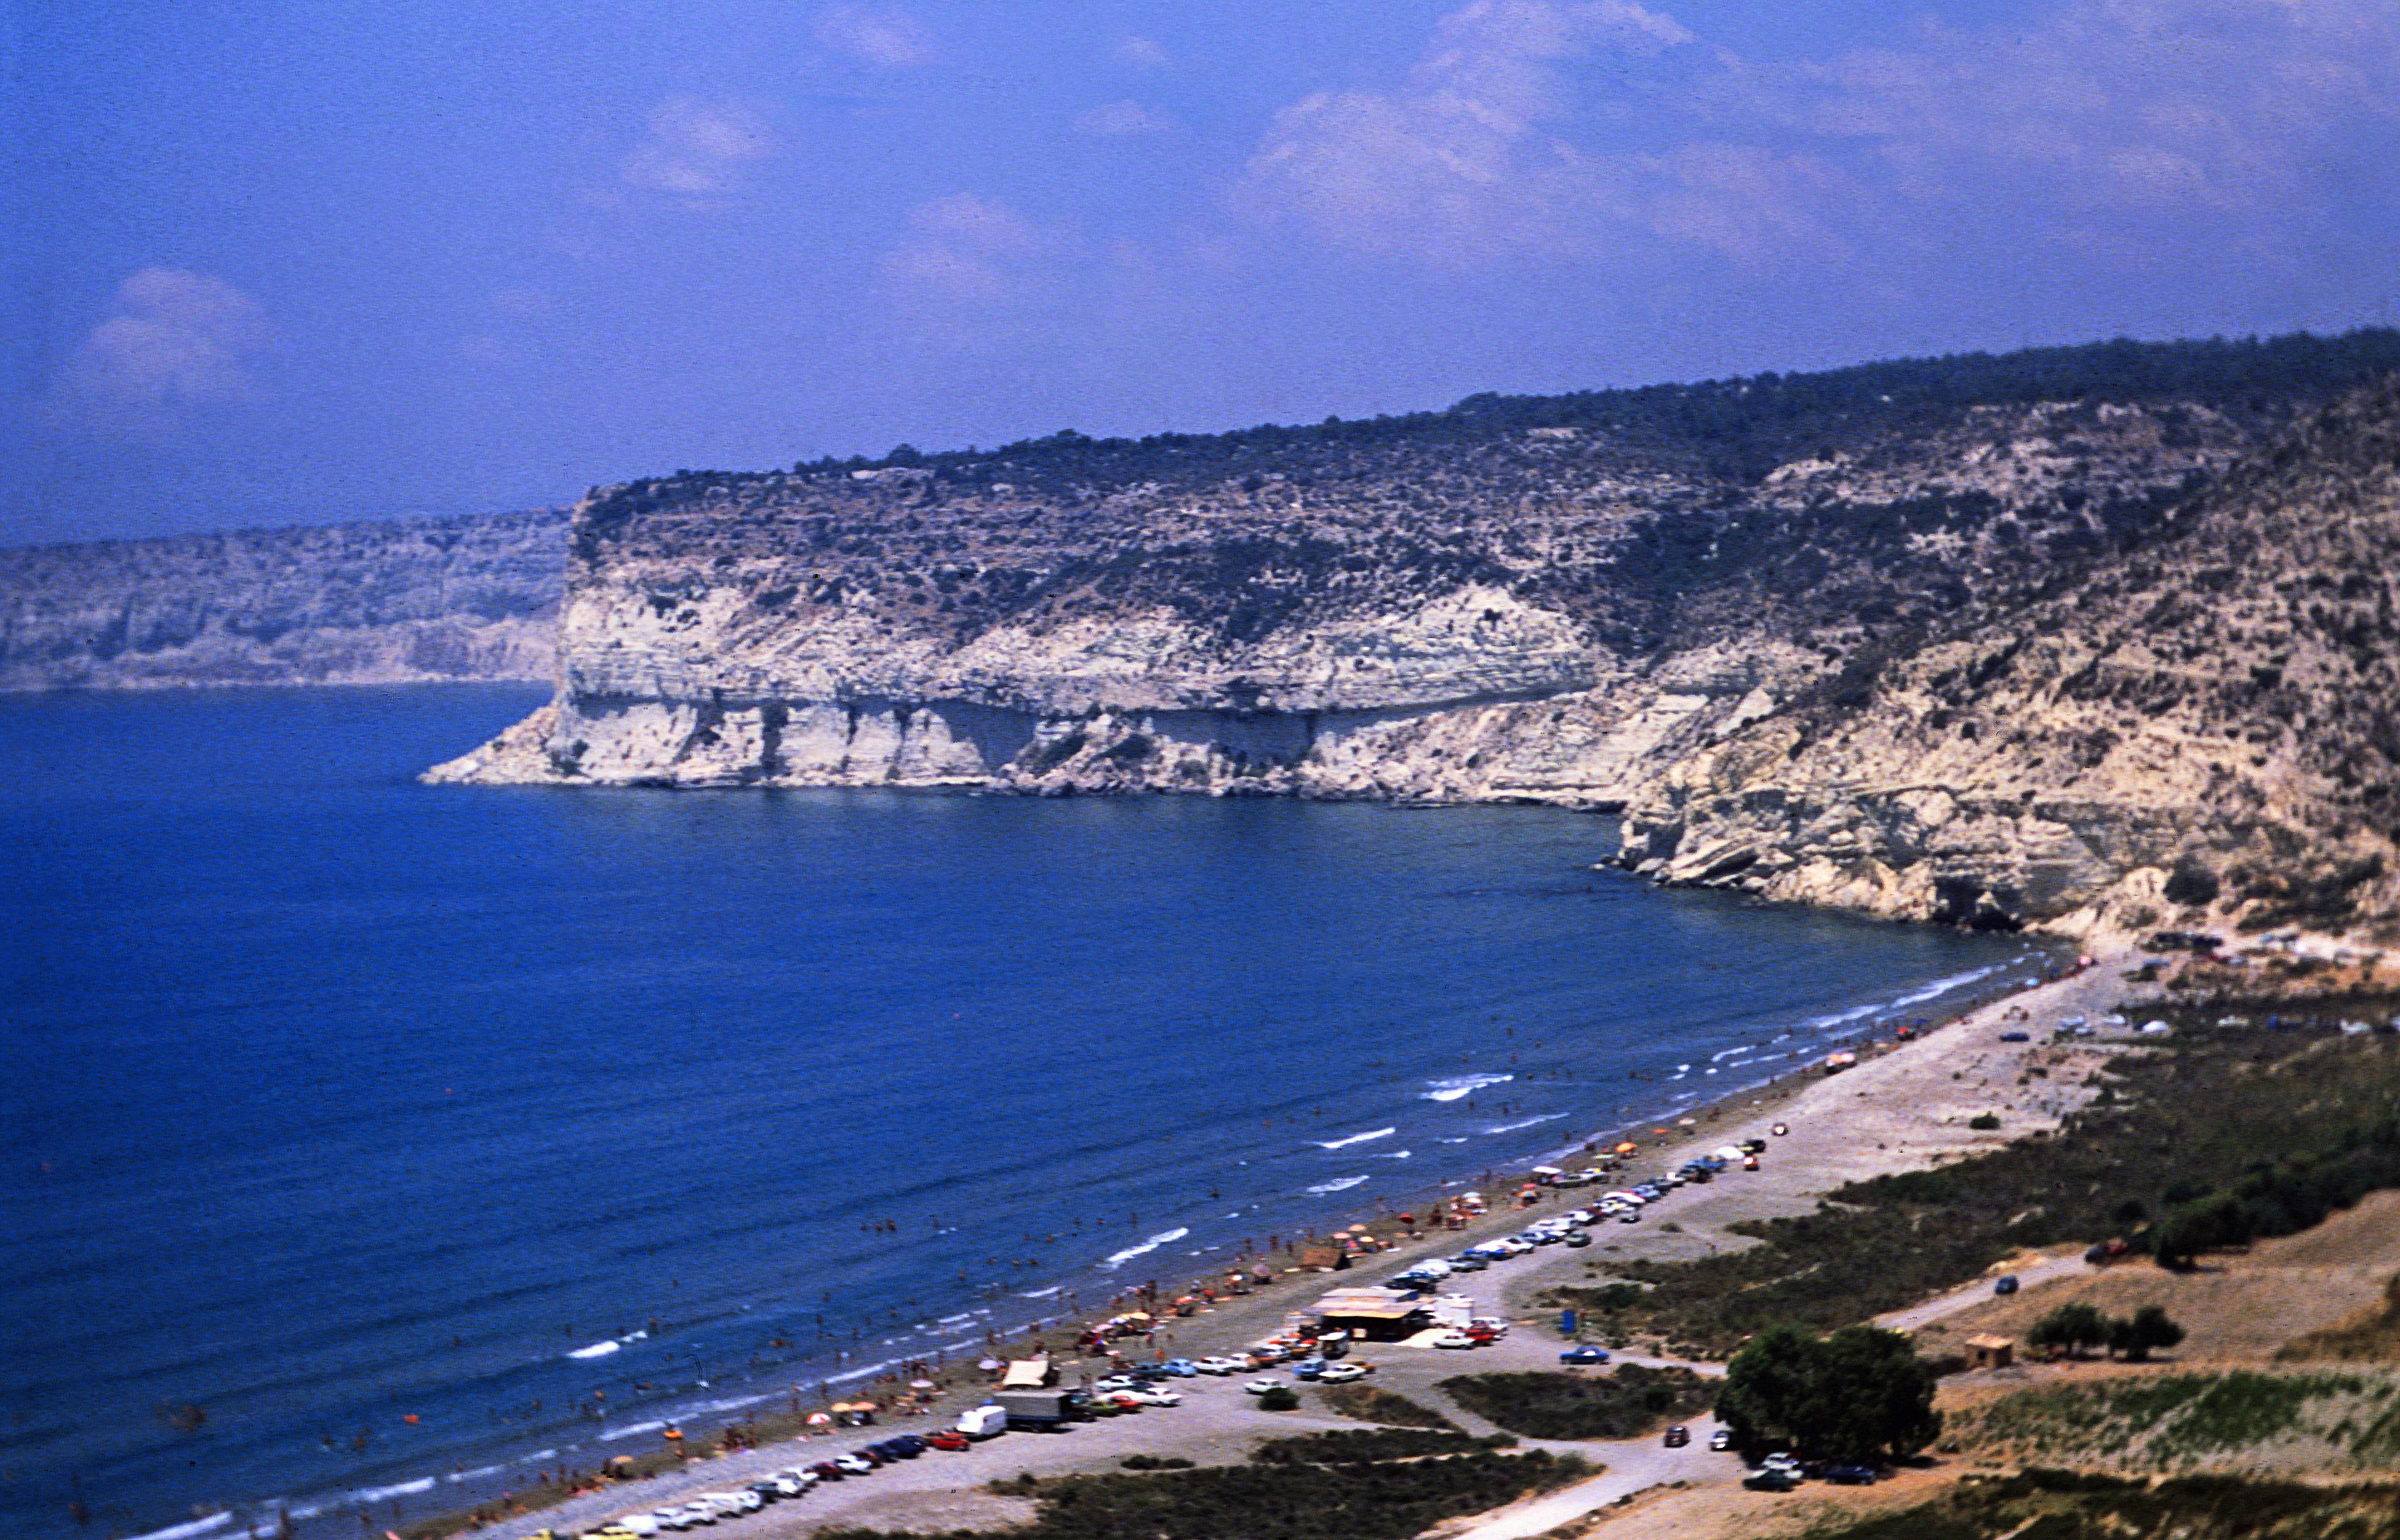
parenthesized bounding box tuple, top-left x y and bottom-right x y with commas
(1824, 1465, 1878, 1485)
(1743, 1470, 1800, 1492)
(1663, 1425, 1691, 1447)
(1560, 1345, 1611, 1364)
(805, 1461, 846, 1481)
(1999, 1030, 2031, 1042)
(1993, 1274, 2020, 1295)
(885, 1434, 929, 1456)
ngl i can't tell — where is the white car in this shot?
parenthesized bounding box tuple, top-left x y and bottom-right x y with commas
(1318, 1362, 1371, 1384)
(1430, 1331, 1478, 1349)
(1116, 1385, 1182, 1406)
(1194, 1356, 1246, 1375)
(1093, 1374, 1140, 1394)
(1243, 1377, 1282, 1394)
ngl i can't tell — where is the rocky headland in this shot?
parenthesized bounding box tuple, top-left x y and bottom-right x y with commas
(425, 333, 2400, 943)
(0, 508, 567, 690)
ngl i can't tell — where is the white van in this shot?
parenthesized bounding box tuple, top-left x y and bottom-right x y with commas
(957, 1403, 1009, 1440)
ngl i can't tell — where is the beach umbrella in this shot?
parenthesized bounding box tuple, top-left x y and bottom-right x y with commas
(910, 1379, 936, 1389)
(805, 1412, 832, 1426)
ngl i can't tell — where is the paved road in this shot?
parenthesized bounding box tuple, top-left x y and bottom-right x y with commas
(1875, 1251, 2091, 1333)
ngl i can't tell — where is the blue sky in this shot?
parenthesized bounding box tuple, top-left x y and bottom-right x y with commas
(11, 0, 2400, 544)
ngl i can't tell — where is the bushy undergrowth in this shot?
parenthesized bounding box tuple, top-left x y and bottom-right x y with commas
(1950, 1371, 2397, 1467)
(812, 1448, 1588, 1540)
(1250, 1428, 1492, 1464)
(1794, 1467, 2400, 1539)
(1548, 1027, 2400, 1356)
(1317, 1384, 1462, 1431)
(1437, 1365, 1712, 1441)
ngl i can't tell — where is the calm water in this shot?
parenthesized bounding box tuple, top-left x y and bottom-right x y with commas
(1, 688, 2044, 1540)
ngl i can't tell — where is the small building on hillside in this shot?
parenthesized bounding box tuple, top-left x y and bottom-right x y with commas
(1964, 1335, 2015, 1371)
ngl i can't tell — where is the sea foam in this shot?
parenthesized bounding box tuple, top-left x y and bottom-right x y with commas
(1100, 1227, 1189, 1270)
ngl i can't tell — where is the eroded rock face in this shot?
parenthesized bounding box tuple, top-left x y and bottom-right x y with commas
(425, 335, 2400, 939)
(0, 510, 567, 690)
(1621, 380, 2400, 943)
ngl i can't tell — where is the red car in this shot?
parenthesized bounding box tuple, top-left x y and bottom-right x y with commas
(1663, 1425, 1691, 1447)
(924, 1431, 971, 1452)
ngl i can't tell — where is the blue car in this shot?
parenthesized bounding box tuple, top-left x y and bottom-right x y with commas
(1157, 1358, 1199, 1377)
(1560, 1345, 1611, 1364)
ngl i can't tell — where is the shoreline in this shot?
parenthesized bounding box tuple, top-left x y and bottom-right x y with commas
(333, 941, 2095, 1540)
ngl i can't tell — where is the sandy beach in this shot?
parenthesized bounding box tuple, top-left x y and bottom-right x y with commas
(435, 946, 2140, 1540)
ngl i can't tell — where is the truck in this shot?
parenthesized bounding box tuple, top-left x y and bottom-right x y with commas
(995, 1389, 1089, 1431)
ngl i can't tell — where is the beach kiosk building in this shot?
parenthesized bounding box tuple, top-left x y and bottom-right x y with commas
(1311, 1288, 1435, 1342)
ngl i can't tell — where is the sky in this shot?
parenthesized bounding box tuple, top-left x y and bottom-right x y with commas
(9, 0, 2400, 545)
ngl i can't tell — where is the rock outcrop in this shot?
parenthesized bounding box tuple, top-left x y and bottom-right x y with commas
(1619, 378, 2400, 943)
(424, 333, 2400, 939)
(0, 510, 567, 690)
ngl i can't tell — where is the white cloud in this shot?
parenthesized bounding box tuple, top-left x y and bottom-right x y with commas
(877, 194, 1076, 344)
(1240, 0, 1692, 266)
(813, 4, 935, 67)
(621, 95, 776, 201)
(47, 268, 271, 434)
(1240, 0, 2400, 274)
(1115, 35, 1170, 70)
(1074, 100, 1177, 137)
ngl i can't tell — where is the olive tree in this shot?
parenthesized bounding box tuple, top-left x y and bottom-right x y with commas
(1713, 1324, 1941, 1464)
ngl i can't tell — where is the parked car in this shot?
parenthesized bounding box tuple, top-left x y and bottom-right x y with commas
(804, 1460, 847, 1482)
(1318, 1362, 1370, 1384)
(1158, 1359, 1200, 1377)
(1563, 1231, 1592, 1248)
(1560, 1345, 1610, 1364)
(1742, 1469, 1800, 1492)
(1194, 1356, 1245, 1375)
(923, 1430, 971, 1452)
(1292, 1357, 1329, 1379)
(1093, 1374, 1140, 1394)
(1824, 1465, 1878, 1485)
(1242, 1377, 1282, 1395)
(1663, 1425, 1691, 1447)
(1760, 1453, 1803, 1475)
(1447, 1254, 1489, 1271)
(1117, 1386, 1182, 1406)
(831, 1453, 877, 1475)
(1999, 1030, 2031, 1042)
(1430, 1331, 1479, 1349)
(1993, 1274, 2020, 1295)
(1708, 1428, 1734, 1451)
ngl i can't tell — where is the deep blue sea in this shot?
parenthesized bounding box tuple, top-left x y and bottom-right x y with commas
(2, 687, 2047, 1540)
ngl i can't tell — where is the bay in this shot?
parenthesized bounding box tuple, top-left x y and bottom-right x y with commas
(0, 687, 2042, 1540)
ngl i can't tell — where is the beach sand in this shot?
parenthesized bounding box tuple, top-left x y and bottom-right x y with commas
(432, 948, 2140, 1540)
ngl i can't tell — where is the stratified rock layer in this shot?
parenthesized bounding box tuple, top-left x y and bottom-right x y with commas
(426, 334, 2400, 939)
(0, 510, 567, 690)
(1621, 380, 2400, 943)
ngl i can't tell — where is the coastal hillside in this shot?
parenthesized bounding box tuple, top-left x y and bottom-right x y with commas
(1621, 375, 2400, 942)
(423, 331, 2400, 939)
(0, 509, 567, 690)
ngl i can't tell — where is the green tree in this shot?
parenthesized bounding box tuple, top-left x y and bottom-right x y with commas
(1713, 1324, 1941, 1464)
(2028, 1303, 2112, 1359)
(2107, 1305, 2186, 1361)
(2151, 1192, 2255, 1269)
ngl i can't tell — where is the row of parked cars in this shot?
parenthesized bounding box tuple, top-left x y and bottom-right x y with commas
(582, 1428, 996, 1537)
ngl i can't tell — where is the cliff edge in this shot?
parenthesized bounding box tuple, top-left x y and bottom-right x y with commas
(0, 510, 567, 690)
(425, 333, 2400, 941)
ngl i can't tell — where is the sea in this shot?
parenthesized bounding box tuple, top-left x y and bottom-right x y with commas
(1, 687, 2052, 1540)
